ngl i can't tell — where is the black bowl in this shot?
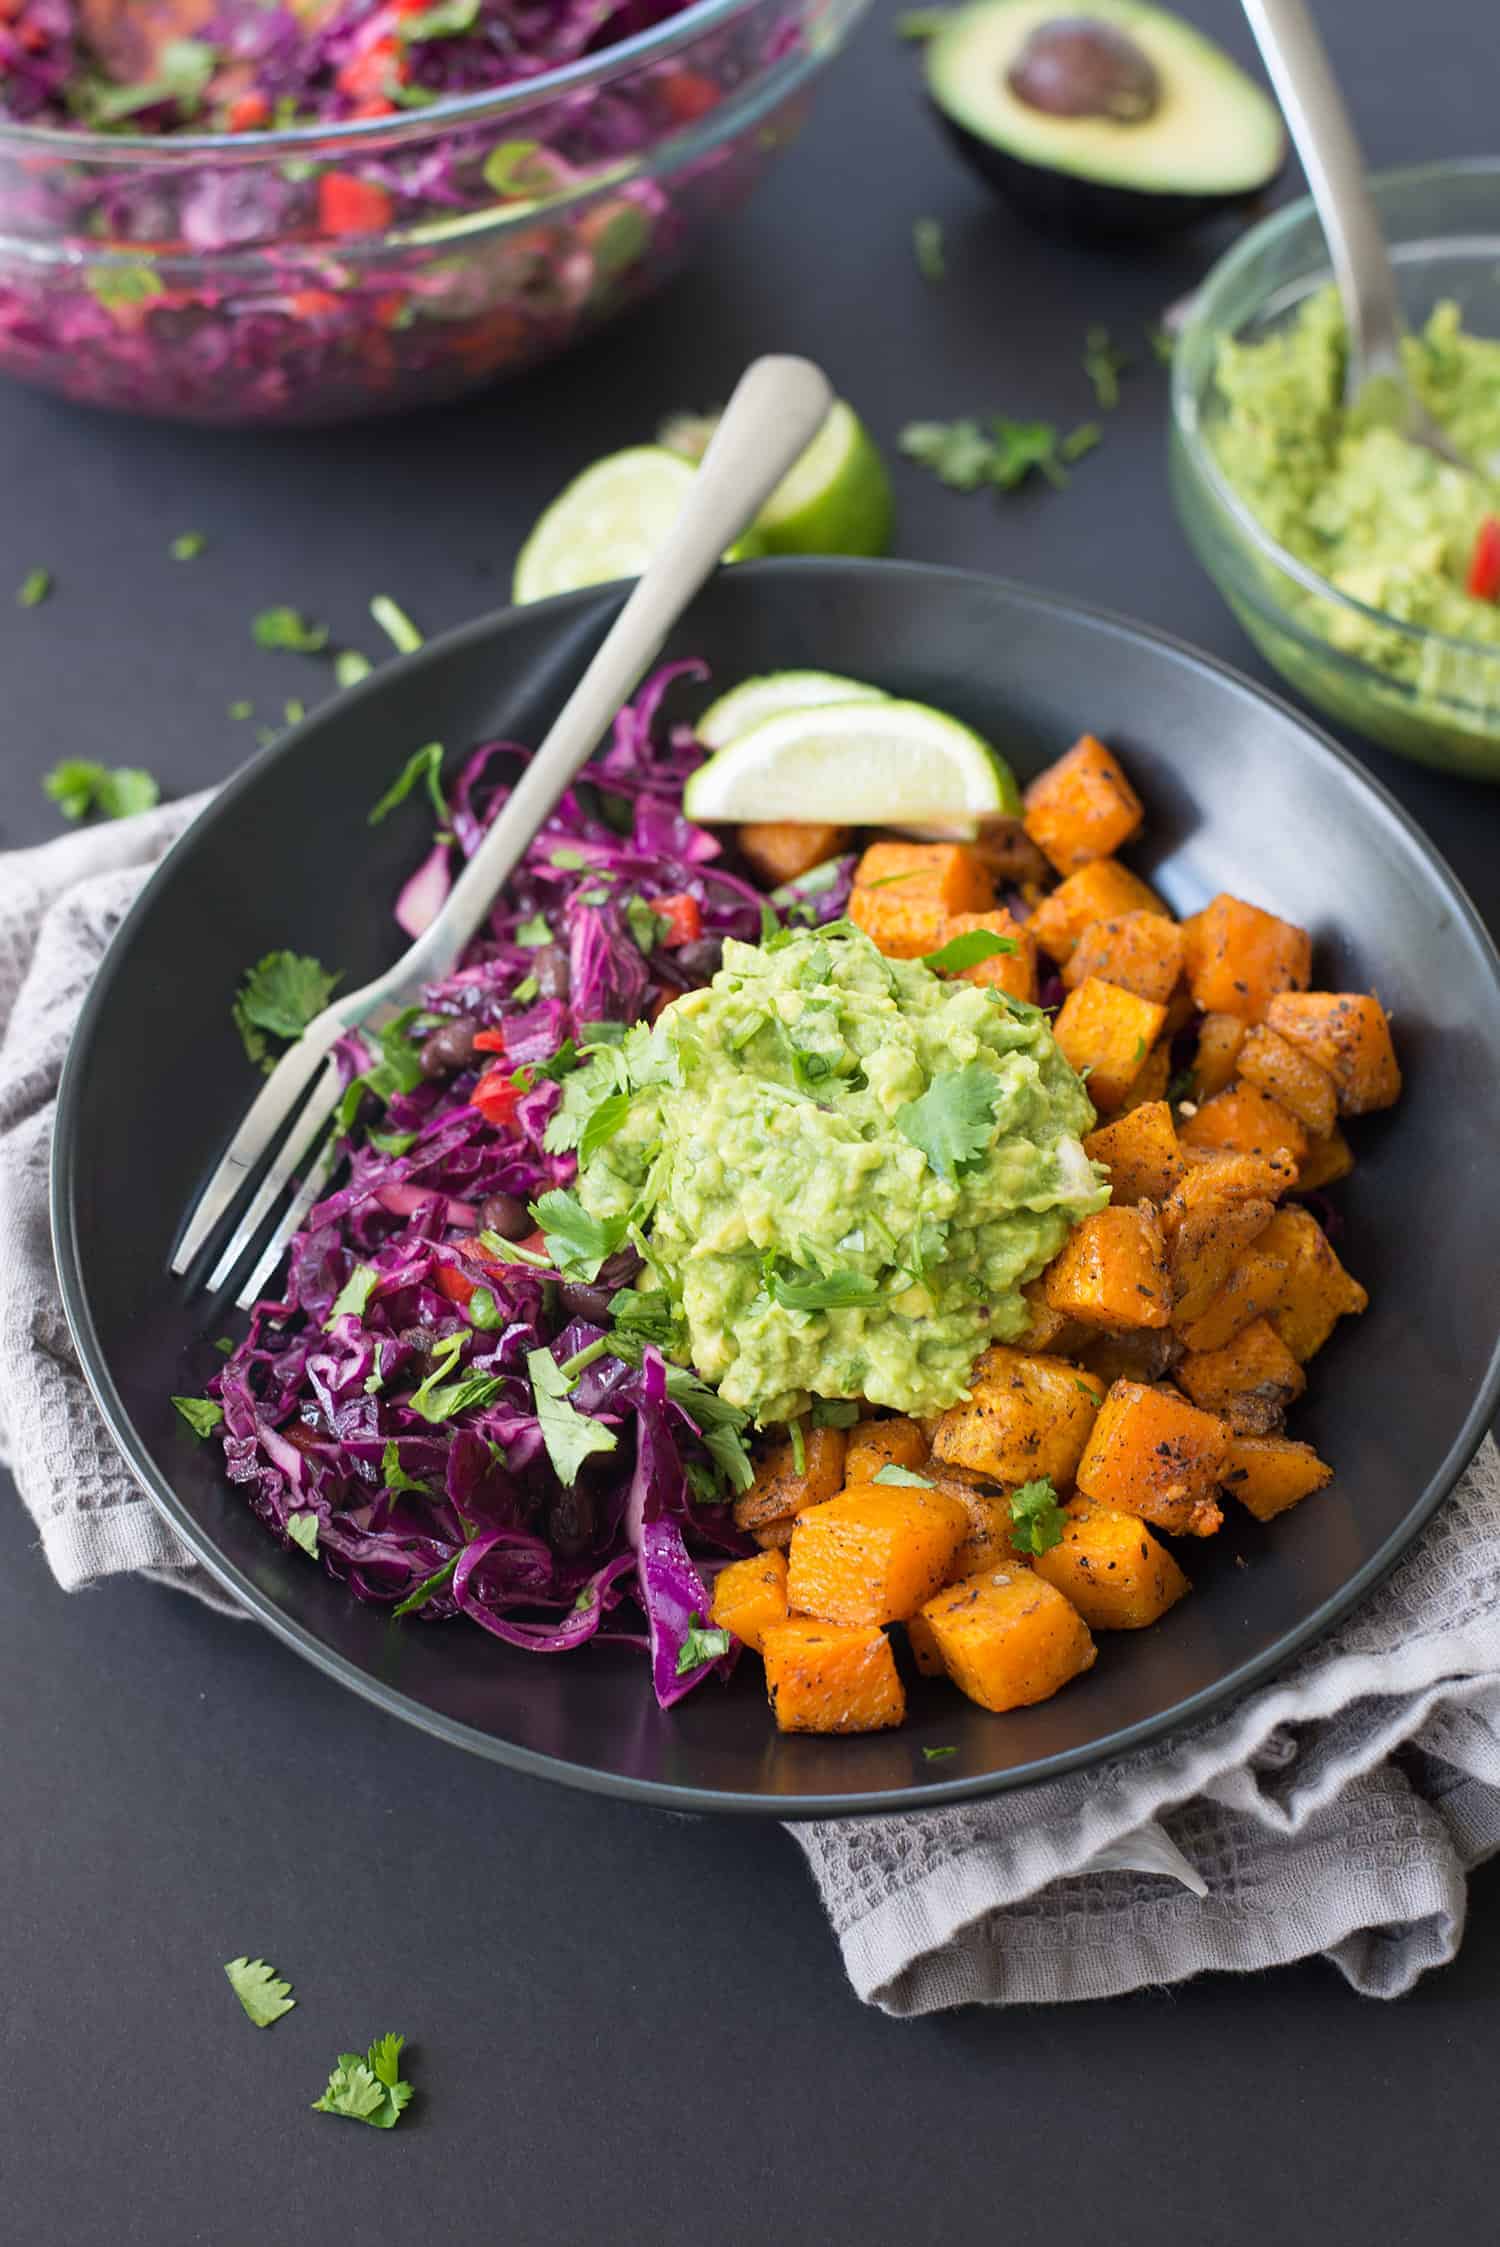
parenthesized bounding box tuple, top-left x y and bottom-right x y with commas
(51, 560, 1500, 1816)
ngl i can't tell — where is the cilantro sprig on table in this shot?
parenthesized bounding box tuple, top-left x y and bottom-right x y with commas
(312, 2033, 414, 2129)
(224, 1956, 296, 2028)
(43, 759, 160, 822)
(900, 415, 1101, 495)
(231, 950, 342, 1071)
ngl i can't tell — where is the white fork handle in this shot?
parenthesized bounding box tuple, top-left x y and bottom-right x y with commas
(409, 353, 834, 971)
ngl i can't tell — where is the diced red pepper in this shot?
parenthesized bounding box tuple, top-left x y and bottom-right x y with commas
(226, 91, 271, 131)
(1467, 516, 1500, 602)
(372, 291, 410, 328)
(658, 68, 721, 123)
(317, 172, 394, 237)
(336, 34, 403, 100)
(471, 1064, 523, 1130)
(650, 893, 702, 948)
(289, 289, 341, 319)
(435, 1260, 478, 1306)
(473, 1028, 508, 1055)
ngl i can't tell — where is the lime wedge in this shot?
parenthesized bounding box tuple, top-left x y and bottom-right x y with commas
(751, 401, 894, 559)
(696, 670, 887, 750)
(513, 447, 738, 605)
(682, 700, 1021, 829)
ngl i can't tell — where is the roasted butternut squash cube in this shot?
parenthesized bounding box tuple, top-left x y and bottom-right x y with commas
(1084, 1099, 1182, 1205)
(1052, 976, 1168, 1112)
(708, 1550, 789, 1655)
(1063, 910, 1186, 1003)
(1043, 1204, 1170, 1329)
(849, 840, 994, 958)
(1161, 1151, 1295, 1233)
(931, 1346, 1104, 1490)
(940, 908, 1037, 1001)
(1179, 1080, 1309, 1166)
(920, 1567, 1097, 1710)
(1177, 1317, 1306, 1434)
(1177, 1242, 1289, 1353)
(1220, 1434, 1334, 1522)
(738, 821, 852, 888)
(1028, 858, 1169, 964)
(733, 1423, 847, 1532)
(1296, 1126, 1355, 1193)
(1117, 1041, 1171, 1114)
(752, 1518, 795, 1551)
(1032, 1498, 1191, 1629)
(1263, 991, 1402, 1114)
(1014, 1275, 1094, 1358)
(843, 1415, 930, 1484)
(786, 1482, 970, 1626)
(1023, 734, 1144, 874)
(1190, 1011, 1247, 1098)
(1075, 1379, 1230, 1536)
(1257, 1206, 1369, 1363)
(932, 1472, 1035, 1578)
(904, 1611, 947, 1677)
(1181, 894, 1312, 1021)
(763, 1619, 906, 1734)
(1236, 1024, 1338, 1137)
(1169, 1200, 1278, 1325)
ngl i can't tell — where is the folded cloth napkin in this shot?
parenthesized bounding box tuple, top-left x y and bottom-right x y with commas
(5, 812, 1500, 2010)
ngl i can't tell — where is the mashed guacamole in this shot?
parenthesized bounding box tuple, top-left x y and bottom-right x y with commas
(574, 926, 1106, 1422)
(1212, 290, 1500, 668)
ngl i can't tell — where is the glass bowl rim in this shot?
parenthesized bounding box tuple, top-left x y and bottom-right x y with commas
(1172, 152, 1500, 671)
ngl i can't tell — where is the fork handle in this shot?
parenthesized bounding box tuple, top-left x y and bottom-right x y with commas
(413, 354, 835, 970)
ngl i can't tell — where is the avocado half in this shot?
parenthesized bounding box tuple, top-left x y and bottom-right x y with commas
(926, 0, 1286, 240)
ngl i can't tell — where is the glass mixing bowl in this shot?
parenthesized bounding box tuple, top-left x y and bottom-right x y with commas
(0, 0, 867, 427)
(1170, 158, 1500, 783)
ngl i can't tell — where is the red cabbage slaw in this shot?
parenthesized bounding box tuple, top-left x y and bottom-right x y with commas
(210, 663, 855, 1707)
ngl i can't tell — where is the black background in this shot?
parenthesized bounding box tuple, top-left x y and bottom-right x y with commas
(5, 2, 1500, 2239)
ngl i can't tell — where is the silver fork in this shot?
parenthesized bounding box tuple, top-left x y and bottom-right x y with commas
(172, 353, 835, 1308)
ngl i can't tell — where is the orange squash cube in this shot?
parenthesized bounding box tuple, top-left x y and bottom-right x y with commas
(849, 840, 994, 958)
(1063, 910, 1186, 1004)
(763, 1619, 906, 1733)
(733, 1423, 847, 1533)
(1236, 1024, 1338, 1136)
(1014, 1275, 1093, 1357)
(1179, 1080, 1308, 1167)
(933, 1472, 1035, 1578)
(1296, 1126, 1355, 1193)
(1169, 1199, 1278, 1327)
(786, 1482, 970, 1626)
(1190, 1011, 1247, 1098)
(1118, 1042, 1171, 1114)
(1220, 1434, 1334, 1522)
(1257, 1206, 1369, 1362)
(1177, 1241, 1289, 1353)
(920, 1567, 1097, 1710)
(940, 908, 1037, 1001)
(1023, 734, 1144, 874)
(1028, 858, 1169, 964)
(1181, 894, 1312, 1021)
(752, 1518, 795, 1551)
(1032, 1498, 1191, 1629)
(842, 1415, 930, 1484)
(1084, 1099, 1182, 1205)
(1078, 1326, 1181, 1389)
(1161, 1151, 1294, 1233)
(931, 1346, 1104, 1490)
(708, 1550, 789, 1655)
(1263, 991, 1401, 1114)
(738, 821, 851, 888)
(905, 1611, 947, 1677)
(1177, 1317, 1306, 1434)
(1075, 1379, 1230, 1536)
(1043, 1204, 1170, 1329)
(1052, 976, 1168, 1112)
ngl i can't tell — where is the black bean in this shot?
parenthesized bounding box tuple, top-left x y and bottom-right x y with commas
(556, 1280, 614, 1325)
(547, 1480, 595, 1558)
(672, 936, 723, 983)
(478, 1191, 531, 1240)
(529, 943, 571, 1001)
(397, 1326, 431, 1355)
(419, 1017, 477, 1078)
(596, 1245, 644, 1290)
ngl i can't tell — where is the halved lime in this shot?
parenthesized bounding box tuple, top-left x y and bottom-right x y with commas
(513, 447, 752, 605)
(682, 699, 1022, 828)
(696, 669, 887, 750)
(752, 401, 894, 559)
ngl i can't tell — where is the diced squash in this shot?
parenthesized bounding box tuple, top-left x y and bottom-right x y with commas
(1177, 1243, 1289, 1353)
(1043, 1203, 1170, 1330)
(941, 908, 1037, 1001)
(1083, 1100, 1182, 1205)
(1023, 734, 1144, 874)
(1014, 1276, 1094, 1357)
(931, 1346, 1104, 1490)
(1177, 1317, 1306, 1434)
(1257, 1206, 1369, 1362)
(972, 817, 1051, 889)
(763, 1619, 906, 1734)
(1179, 1081, 1309, 1166)
(738, 821, 851, 888)
(1161, 981, 1197, 1039)
(1052, 977, 1168, 1111)
(1032, 1499, 1191, 1629)
(1181, 893, 1312, 1021)
(752, 1518, 795, 1551)
(920, 1567, 1097, 1711)
(1063, 911, 1186, 1003)
(905, 1611, 947, 1677)
(849, 840, 994, 958)
(843, 1415, 930, 1483)
(1263, 991, 1402, 1114)
(1191, 1012, 1247, 1098)
(1117, 1042, 1172, 1114)
(709, 1550, 789, 1654)
(1029, 858, 1169, 964)
(1160, 1151, 1295, 1233)
(733, 1423, 847, 1532)
(933, 1473, 1034, 1578)
(786, 1482, 970, 1626)
(1169, 1198, 1276, 1325)
(1078, 1325, 1181, 1389)
(1075, 1379, 1230, 1536)
(1297, 1126, 1355, 1193)
(1236, 1024, 1338, 1137)
(1220, 1434, 1334, 1522)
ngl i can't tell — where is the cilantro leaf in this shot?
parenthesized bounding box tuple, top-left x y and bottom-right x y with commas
(43, 759, 161, 822)
(312, 2035, 413, 2129)
(1083, 323, 1130, 410)
(810, 1398, 860, 1429)
(232, 950, 341, 1070)
(657, 1363, 753, 1494)
(767, 1261, 884, 1312)
(872, 1462, 934, 1487)
(527, 1347, 619, 1486)
(228, 700, 253, 720)
(252, 605, 328, 652)
(398, 0, 480, 36)
(381, 1439, 436, 1496)
(675, 1615, 731, 1676)
(408, 1333, 507, 1424)
(393, 1551, 460, 1618)
(224, 1956, 296, 2028)
(1147, 323, 1176, 365)
(85, 264, 163, 309)
(287, 1512, 320, 1556)
(515, 912, 553, 948)
(913, 215, 945, 283)
(989, 417, 1067, 490)
(326, 1263, 380, 1326)
(369, 741, 448, 827)
(608, 1287, 683, 1353)
(922, 1744, 958, 1761)
(624, 894, 667, 954)
(1009, 1476, 1067, 1556)
(894, 1063, 1000, 1181)
(529, 1189, 628, 1281)
(171, 1394, 223, 1438)
(788, 1419, 806, 1474)
(170, 531, 205, 560)
(18, 565, 51, 607)
(334, 648, 373, 689)
(370, 594, 423, 654)
(1061, 421, 1102, 463)
(579, 1091, 633, 1163)
(899, 417, 998, 492)
(922, 928, 1017, 974)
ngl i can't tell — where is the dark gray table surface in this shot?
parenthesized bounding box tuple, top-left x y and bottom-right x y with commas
(5, 2, 1499, 2240)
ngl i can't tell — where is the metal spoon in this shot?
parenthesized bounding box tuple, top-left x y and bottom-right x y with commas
(1240, 0, 1465, 466)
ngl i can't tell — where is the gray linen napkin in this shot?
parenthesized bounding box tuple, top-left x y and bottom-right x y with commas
(5, 812, 1500, 2010)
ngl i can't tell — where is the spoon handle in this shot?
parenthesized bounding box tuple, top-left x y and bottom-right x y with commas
(1240, 0, 1405, 378)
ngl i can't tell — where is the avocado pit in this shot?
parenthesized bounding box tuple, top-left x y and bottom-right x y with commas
(1006, 16, 1162, 124)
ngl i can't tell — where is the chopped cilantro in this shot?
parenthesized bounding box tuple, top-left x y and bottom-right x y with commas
(370, 594, 424, 654)
(398, 0, 480, 37)
(1009, 1476, 1067, 1556)
(527, 1346, 619, 1485)
(213, 1336, 235, 1356)
(894, 1063, 1000, 1182)
(767, 1260, 884, 1312)
(231, 950, 341, 1070)
(224, 1956, 295, 2028)
(283, 697, 305, 725)
(84, 263, 163, 308)
(480, 1229, 551, 1268)
(922, 1745, 958, 1761)
(171, 1394, 223, 1438)
(1133, 1035, 1148, 1061)
(409, 1332, 507, 1423)
(922, 928, 1017, 974)
(334, 648, 373, 689)
(872, 1462, 934, 1487)
(559, 1336, 611, 1380)
(549, 845, 589, 871)
(989, 417, 1070, 490)
(170, 531, 205, 560)
(1083, 323, 1130, 409)
(393, 1551, 460, 1618)
(788, 1419, 807, 1475)
(252, 605, 328, 653)
(895, 7, 947, 33)
(512, 973, 540, 1004)
(899, 417, 998, 492)
(624, 894, 668, 953)
(326, 1262, 379, 1326)
(1147, 323, 1176, 365)
(464, 1285, 501, 1331)
(43, 760, 160, 822)
(367, 1125, 418, 1156)
(810, 1398, 861, 1429)
(312, 2034, 413, 2130)
(530, 1189, 628, 1280)
(913, 216, 945, 283)
(515, 912, 553, 948)
(18, 565, 51, 607)
(228, 700, 253, 720)
(675, 1615, 731, 1676)
(579, 1090, 633, 1163)
(1061, 421, 1102, 463)
(380, 1439, 435, 1497)
(368, 740, 448, 826)
(287, 1512, 319, 1557)
(81, 36, 216, 125)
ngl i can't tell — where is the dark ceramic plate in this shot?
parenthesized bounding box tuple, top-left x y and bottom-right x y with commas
(52, 560, 1500, 1816)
